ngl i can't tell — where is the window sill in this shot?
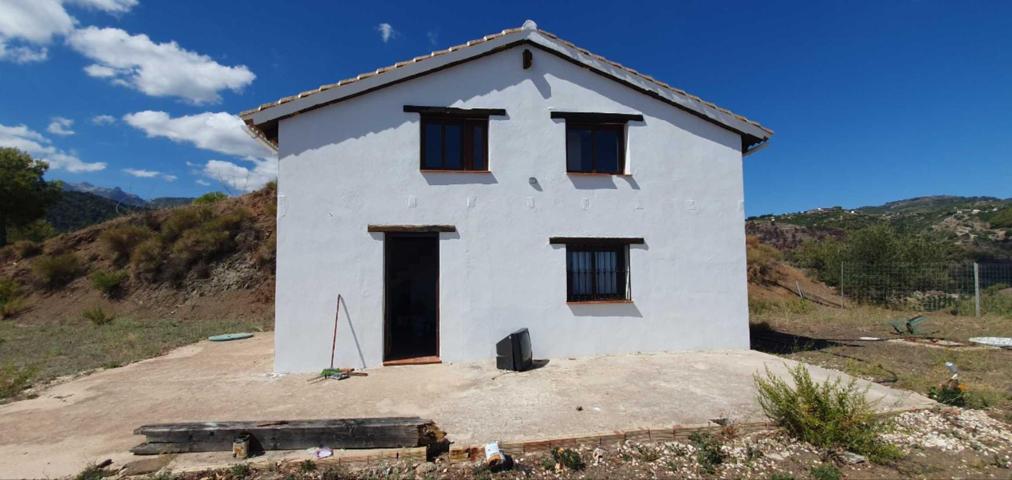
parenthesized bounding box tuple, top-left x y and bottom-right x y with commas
(421, 169, 492, 174)
(567, 171, 631, 177)
(567, 299, 634, 305)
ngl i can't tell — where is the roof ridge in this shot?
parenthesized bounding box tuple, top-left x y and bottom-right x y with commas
(241, 22, 772, 144)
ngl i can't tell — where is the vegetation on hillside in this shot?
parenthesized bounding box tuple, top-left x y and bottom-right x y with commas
(0, 148, 62, 247)
(0, 181, 276, 401)
(791, 224, 954, 287)
(747, 195, 1012, 263)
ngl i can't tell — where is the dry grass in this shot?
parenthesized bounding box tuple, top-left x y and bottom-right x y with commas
(752, 300, 1012, 421)
(0, 315, 270, 401)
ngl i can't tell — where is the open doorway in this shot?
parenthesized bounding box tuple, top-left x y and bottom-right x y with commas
(384, 233, 439, 363)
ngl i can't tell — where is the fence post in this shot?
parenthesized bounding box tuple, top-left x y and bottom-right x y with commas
(839, 262, 845, 302)
(973, 262, 981, 318)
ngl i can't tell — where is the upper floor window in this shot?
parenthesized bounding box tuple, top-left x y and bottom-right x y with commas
(421, 117, 487, 171)
(405, 106, 505, 172)
(551, 112, 643, 175)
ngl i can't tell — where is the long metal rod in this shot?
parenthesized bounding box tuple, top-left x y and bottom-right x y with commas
(330, 294, 343, 370)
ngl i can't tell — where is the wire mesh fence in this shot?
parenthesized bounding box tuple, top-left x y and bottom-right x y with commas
(840, 262, 1012, 316)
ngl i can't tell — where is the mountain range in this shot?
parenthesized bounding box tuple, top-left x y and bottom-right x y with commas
(45, 183, 195, 233)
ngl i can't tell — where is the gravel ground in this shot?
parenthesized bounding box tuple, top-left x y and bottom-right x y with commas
(144, 407, 1011, 480)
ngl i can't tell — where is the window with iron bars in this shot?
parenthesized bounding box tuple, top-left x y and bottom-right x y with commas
(566, 244, 630, 302)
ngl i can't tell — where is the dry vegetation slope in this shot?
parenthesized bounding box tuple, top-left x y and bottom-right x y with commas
(0, 185, 276, 398)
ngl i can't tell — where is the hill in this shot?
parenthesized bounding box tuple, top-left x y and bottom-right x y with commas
(45, 190, 147, 233)
(0, 185, 276, 399)
(747, 195, 1012, 261)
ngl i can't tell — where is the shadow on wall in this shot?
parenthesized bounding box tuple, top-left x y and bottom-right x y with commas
(284, 50, 553, 158)
(567, 302, 643, 318)
(423, 172, 498, 185)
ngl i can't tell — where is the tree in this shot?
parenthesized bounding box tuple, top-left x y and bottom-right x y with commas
(0, 148, 62, 247)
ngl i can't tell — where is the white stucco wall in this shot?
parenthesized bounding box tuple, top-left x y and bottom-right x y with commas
(273, 46, 750, 372)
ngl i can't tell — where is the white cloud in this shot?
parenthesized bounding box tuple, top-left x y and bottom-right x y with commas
(0, 0, 135, 64)
(123, 167, 176, 181)
(195, 179, 210, 186)
(67, 27, 256, 104)
(376, 23, 397, 43)
(67, 0, 138, 13)
(122, 110, 276, 191)
(91, 114, 116, 125)
(0, 122, 105, 172)
(426, 31, 439, 46)
(122, 167, 157, 177)
(203, 158, 277, 193)
(123, 110, 273, 158)
(0, 43, 48, 63)
(47, 116, 75, 136)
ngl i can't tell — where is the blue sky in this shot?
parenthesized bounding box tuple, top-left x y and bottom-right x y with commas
(1, 1, 1010, 215)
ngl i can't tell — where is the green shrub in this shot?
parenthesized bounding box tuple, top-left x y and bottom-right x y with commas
(32, 253, 84, 288)
(90, 270, 128, 297)
(100, 224, 154, 265)
(754, 364, 900, 463)
(809, 463, 841, 480)
(8, 219, 56, 243)
(228, 463, 251, 479)
(12, 240, 42, 258)
(193, 191, 228, 205)
(551, 447, 586, 471)
(0, 296, 27, 319)
(0, 363, 34, 399)
(130, 238, 164, 280)
(298, 459, 317, 472)
(160, 206, 213, 242)
(82, 306, 115, 326)
(689, 431, 727, 473)
(768, 473, 795, 480)
(0, 278, 18, 305)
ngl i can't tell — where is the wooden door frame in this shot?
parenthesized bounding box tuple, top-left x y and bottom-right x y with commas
(382, 232, 440, 364)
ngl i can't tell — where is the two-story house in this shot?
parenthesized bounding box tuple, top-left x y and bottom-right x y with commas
(241, 21, 773, 372)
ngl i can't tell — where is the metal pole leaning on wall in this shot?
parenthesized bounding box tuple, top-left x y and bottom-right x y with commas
(973, 263, 981, 318)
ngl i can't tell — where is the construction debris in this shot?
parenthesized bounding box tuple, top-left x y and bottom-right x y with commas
(130, 417, 440, 455)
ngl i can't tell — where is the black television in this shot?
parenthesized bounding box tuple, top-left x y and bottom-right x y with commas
(496, 328, 533, 371)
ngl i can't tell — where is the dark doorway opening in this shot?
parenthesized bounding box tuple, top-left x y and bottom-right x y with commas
(384, 233, 439, 362)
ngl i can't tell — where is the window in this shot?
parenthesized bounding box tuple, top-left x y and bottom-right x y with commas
(565, 244, 629, 302)
(421, 116, 487, 171)
(405, 106, 503, 172)
(551, 112, 641, 174)
(565, 123, 624, 174)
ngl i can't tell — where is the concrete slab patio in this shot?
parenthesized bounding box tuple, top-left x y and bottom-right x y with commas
(0, 333, 934, 478)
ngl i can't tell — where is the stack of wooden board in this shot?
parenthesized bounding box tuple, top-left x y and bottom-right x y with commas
(131, 417, 440, 455)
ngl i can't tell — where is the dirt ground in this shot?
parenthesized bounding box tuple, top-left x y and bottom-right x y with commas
(0, 333, 931, 478)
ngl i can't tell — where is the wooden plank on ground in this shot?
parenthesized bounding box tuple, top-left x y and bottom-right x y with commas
(131, 417, 436, 455)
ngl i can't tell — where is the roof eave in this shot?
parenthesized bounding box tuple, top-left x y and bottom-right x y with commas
(241, 25, 773, 151)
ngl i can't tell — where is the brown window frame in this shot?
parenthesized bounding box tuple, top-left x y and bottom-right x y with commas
(564, 243, 630, 303)
(405, 106, 503, 173)
(564, 122, 626, 174)
(419, 115, 489, 172)
(552, 111, 641, 175)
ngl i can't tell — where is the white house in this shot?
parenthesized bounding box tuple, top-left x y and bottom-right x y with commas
(242, 21, 773, 372)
